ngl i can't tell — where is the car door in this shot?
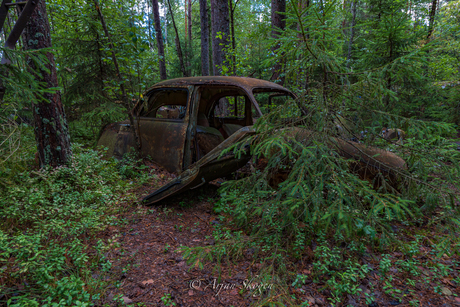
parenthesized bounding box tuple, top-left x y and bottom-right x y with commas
(142, 126, 255, 205)
(137, 86, 193, 173)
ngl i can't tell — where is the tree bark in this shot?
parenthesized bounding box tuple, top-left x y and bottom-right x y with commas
(296, 0, 303, 88)
(187, 0, 192, 75)
(211, 0, 230, 76)
(427, 0, 437, 39)
(184, 0, 188, 69)
(146, 0, 154, 50)
(185, 0, 188, 45)
(167, 0, 187, 76)
(188, 0, 192, 43)
(199, 0, 210, 75)
(270, 0, 286, 85)
(152, 0, 167, 79)
(23, 0, 71, 168)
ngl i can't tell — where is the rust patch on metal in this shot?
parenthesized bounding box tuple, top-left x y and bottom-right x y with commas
(102, 122, 118, 132)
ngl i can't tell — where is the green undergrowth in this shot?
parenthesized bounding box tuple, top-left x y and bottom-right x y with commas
(180, 99, 460, 305)
(182, 219, 460, 306)
(0, 134, 149, 306)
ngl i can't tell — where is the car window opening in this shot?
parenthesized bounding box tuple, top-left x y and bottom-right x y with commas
(141, 88, 188, 120)
(192, 87, 251, 162)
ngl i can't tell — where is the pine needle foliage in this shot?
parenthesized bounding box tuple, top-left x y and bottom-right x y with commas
(182, 1, 460, 295)
(217, 0, 459, 244)
(217, 95, 459, 245)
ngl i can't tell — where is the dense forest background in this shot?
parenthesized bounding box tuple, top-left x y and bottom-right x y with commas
(1, 0, 460, 305)
(2, 0, 460, 138)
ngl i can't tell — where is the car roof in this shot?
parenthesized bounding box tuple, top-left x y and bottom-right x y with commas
(143, 76, 291, 94)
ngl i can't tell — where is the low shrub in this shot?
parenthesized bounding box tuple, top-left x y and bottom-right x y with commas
(0, 142, 141, 306)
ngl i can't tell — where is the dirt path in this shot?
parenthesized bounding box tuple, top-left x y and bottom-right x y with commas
(98, 182, 260, 306)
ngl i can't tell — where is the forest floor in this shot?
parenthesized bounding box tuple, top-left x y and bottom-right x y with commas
(96, 162, 460, 307)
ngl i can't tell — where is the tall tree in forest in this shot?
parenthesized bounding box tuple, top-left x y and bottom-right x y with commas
(229, 0, 239, 75)
(23, 0, 72, 168)
(211, 0, 230, 75)
(185, 0, 188, 42)
(271, 0, 286, 85)
(152, 0, 167, 79)
(427, 0, 437, 39)
(167, 0, 187, 76)
(146, 0, 154, 50)
(199, 0, 210, 75)
(358, 0, 425, 111)
(187, 0, 192, 45)
(186, 0, 192, 75)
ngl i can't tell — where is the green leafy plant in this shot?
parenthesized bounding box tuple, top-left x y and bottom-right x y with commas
(0, 143, 146, 305)
(160, 293, 176, 306)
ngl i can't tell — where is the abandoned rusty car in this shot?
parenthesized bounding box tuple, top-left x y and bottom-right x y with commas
(97, 76, 298, 203)
(97, 76, 406, 205)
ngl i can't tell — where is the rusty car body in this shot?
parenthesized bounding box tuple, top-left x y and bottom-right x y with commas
(97, 76, 406, 205)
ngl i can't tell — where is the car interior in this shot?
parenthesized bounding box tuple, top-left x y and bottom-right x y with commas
(193, 86, 255, 161)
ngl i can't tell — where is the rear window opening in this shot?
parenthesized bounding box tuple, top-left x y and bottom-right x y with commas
(140, 88, 188, 120)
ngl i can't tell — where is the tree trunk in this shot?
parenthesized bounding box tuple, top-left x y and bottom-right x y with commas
(199, 0, 210, 75)
(185, 0, 188, 44)
(230, 0, 238, 75)
(296, 0, 303, 88)
(152, 0, 167, 79)
(167, 0, 187, 76)
(211, 0, 230, 76)
(187, 0, 192, 75)
(188, 0, 192, 43)
(184, 0, 188, 68)
(427, 0, 437, 39)
(298, 0, 311, 93)
(23, 0, 71, 168)
(270, 0, 286, 85)
(146, 0, 154, 50)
